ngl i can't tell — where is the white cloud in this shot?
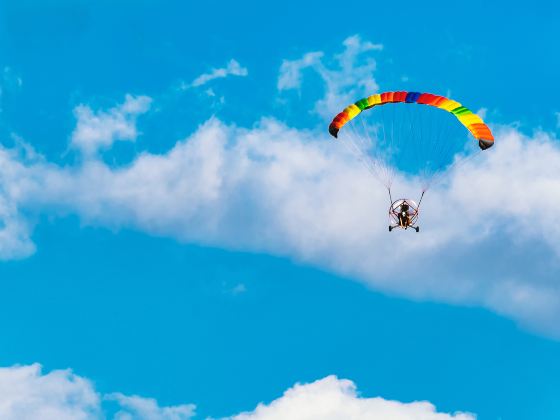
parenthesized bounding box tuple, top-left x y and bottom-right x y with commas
(0, 143, 42, 260)
(278, 35, 383, 117)
(0, 364, 100, 420)
(0, 117, 559, 335)
(2, 95, 560, 337)
(0, 193, 35, 260)
(107, 393, 195, 420)
(188, 59, 248, 89)
(222, 376, 474, 420)
(0, 364, 195, 420)
(0, 365, 472, 420)
(71, 94, 152, 157)
(277, 51, 324, 91)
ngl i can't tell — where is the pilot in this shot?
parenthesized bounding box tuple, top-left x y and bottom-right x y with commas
(398, 202, 411, 228)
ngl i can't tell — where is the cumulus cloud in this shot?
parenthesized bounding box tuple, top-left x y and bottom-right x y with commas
(0, 365, 471, 420)
(188, 59, 248, 89)
(71, 94, 152, 157)
(1, 111, 560, 336)
(278, 35, 383, 117)
(0, 364, 195, 420)
(0, 364, 100, 420)
(222, 376, 473, 420)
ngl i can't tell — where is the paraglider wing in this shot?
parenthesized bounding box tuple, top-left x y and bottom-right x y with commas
(328, 91, 494, 149)
(327, 90, 495, 192)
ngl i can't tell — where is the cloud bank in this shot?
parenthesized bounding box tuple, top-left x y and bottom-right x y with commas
(1, 36, 558, 338)
(0, 113, 559, 336)
(0, 364, 472, 420)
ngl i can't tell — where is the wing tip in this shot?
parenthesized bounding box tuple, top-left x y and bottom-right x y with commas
(478, 139, 494, 150)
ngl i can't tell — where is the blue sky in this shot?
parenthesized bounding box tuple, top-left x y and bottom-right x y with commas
(1, 1, 560, 419)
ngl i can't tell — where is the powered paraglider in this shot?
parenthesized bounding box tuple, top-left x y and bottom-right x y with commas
(328, 91, 494, 232)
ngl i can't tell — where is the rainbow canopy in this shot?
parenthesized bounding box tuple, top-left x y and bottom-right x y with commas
(328, 91, 494, 150)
